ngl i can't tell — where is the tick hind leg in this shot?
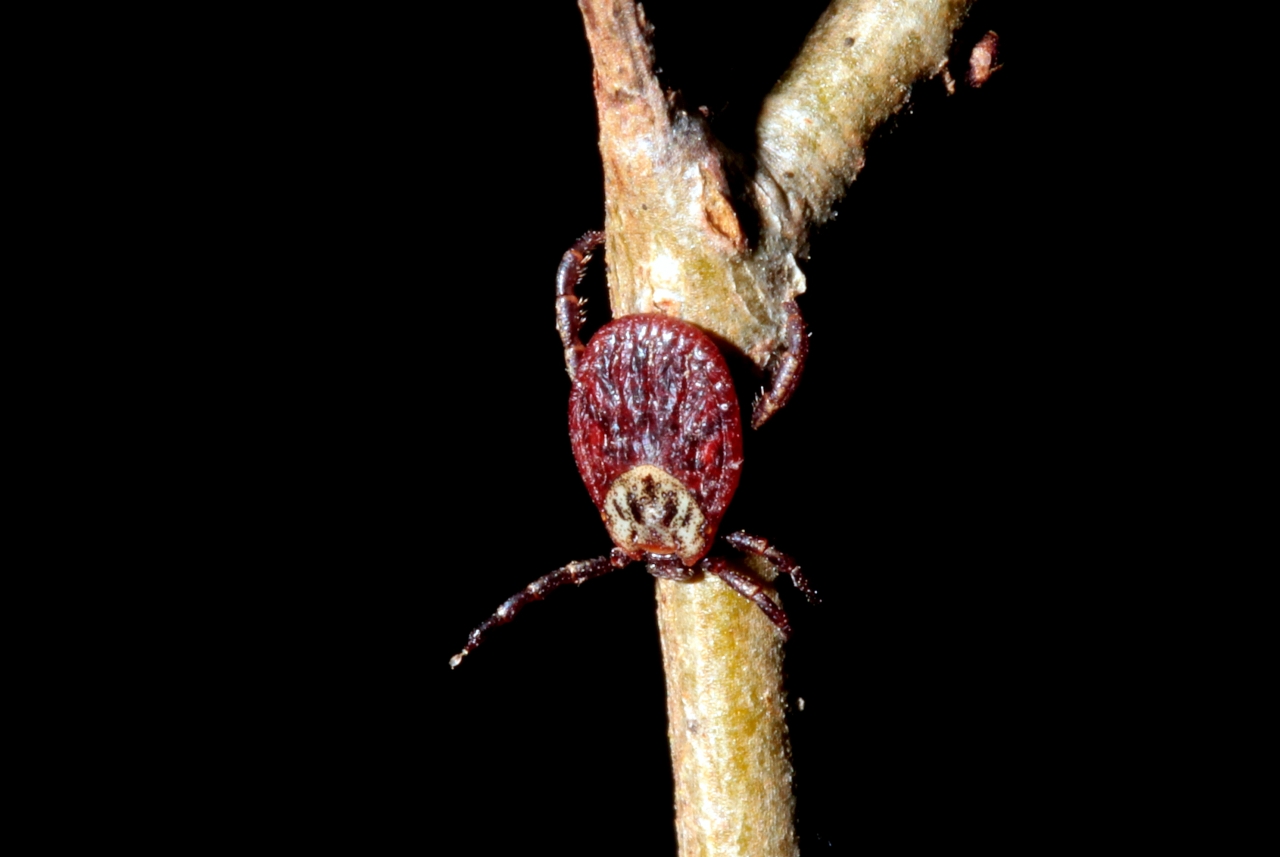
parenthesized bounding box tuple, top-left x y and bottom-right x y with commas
(555, 230, 605, 380)
(723, 530, 820, 605)
(751, 300, 809, 429)
(450, 547, 631, 668)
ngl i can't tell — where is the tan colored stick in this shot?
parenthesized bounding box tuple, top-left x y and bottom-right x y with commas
(577, 2, 972, 854)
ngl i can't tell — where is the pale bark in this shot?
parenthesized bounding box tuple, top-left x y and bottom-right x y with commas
(578, 2, 974, 854)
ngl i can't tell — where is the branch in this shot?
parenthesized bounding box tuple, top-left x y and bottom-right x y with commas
(578, 2, 974, 854)
(755, 0, 971, 243)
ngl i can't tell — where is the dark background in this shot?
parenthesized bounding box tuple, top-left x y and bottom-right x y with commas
(185, 2, 1128, 852)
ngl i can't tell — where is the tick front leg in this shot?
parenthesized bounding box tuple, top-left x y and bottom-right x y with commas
(555, 230, 605, 380)
(722, 530, 820, 605)
(449, 548, 631, 668)
(751, 300, 808, 429)
(699, 556, 792, 638)
(645, 556, 701, 581)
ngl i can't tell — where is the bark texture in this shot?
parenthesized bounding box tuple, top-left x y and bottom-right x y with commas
(657, 557, 794, 857)
(755, 0, 971, 243)
(578, 2, 973, 854)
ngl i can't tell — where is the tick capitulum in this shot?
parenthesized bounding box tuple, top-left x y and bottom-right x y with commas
(449, 231, 816, 668)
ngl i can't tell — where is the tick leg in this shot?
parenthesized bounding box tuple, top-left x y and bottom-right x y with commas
(699, 556, 792, 637)
(645, 556, 700, 581)
(723, 530, 821, 605)
(555, 230, 605, 380)
(449, 548, 631, 668)
(751, 300, 808, 429)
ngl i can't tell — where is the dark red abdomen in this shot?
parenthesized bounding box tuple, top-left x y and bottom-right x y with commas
(569, 314, 744, 556)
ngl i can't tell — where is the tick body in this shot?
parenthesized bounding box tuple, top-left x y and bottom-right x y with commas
(449, 232, 816, 668)
(571, 314, 742, 565)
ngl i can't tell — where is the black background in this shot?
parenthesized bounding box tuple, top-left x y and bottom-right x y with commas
(188, 2, 1122, 852)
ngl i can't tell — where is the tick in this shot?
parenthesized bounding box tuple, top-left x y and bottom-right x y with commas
(449, 231, 817, 668)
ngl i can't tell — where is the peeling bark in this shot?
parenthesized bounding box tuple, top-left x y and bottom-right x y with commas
(577, 2, 975, 854)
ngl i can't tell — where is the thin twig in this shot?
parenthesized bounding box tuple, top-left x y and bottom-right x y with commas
(577, 2, 973, 854)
